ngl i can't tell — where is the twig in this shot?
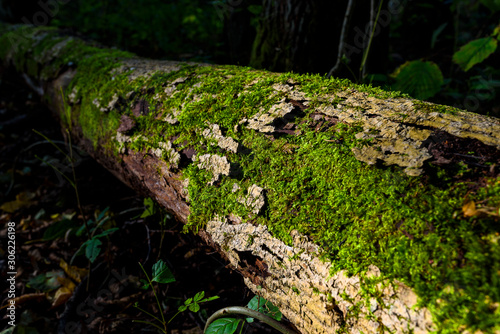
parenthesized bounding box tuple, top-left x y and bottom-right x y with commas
(360, 0, 384, 79)
(328, 0, 356, 77)
(204, 306, 298, 334)
(361, 0, 376, 78)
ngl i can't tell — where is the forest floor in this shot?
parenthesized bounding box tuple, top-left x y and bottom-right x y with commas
(0, 74, 278, 334)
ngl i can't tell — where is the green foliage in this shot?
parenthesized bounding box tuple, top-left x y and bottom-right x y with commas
(83, 238, 102, 263)
(26, 271, 65, 292)
(178, 291, 219, 313)
(246, 296, 282, 323)
(140, 197, 157, 218)
(206, 318, 243, 334)
(135, 260, 218, 333)
(72, 226, 119, 263)
(69, 207, 118, 263)
(151, 259, 176, 284)
(391, 60, 444, 99)
(51, 0, 224, 60)
(42, 219, 79, 241)
(453, 36, 498, 72)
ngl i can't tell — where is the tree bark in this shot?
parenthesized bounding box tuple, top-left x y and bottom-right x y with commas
(1, 24, 499, 334)
(249, 0, 389, 78)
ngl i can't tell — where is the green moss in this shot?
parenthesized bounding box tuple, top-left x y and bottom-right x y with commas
(413, 100, 461, 114)
(0, 25, 136, 152)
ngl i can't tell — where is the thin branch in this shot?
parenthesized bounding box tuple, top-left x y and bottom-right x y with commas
(361, 0, 376, 79)
(328, 0, 356, 77)
(204, 306, 298, 334)
(360, 0, 384, 79)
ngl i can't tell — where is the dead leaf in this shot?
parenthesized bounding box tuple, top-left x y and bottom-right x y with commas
(477, 207, 500, 217)
(59, 259, 88, 283)
(463, 201, 499, 218)
(462, 201, 478, 217)
(0, 293, 46, 309)
(50, 276, 77, 308)
(51, 286, 73, 308)
(0, 191, 36, 213)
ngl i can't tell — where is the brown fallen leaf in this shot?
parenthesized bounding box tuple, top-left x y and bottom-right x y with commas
(0, 293, 46, 309)
(59, 259, 88, 283)
(462, 201, 477, 217)
(463, 200, 499, 218)
(51, 286, 73, 308)
(0, 191, 36, 213)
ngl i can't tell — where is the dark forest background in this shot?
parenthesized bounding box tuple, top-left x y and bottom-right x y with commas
(1, 0, 499, 117)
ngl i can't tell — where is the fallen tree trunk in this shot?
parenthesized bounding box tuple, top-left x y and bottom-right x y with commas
(1, 24, 499, 334)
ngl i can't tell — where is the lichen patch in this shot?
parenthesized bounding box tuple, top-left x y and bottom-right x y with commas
(315, 90, 500, 175)
(202, 122, 239, 153)
(244, 99, 295, 133)
(152, 141, 180, 168)
(195, 153, 231, 184)
(237, 184, 265, 215)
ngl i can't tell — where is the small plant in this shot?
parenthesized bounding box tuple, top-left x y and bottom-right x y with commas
(32, 129, 118, 287)
(134, 259, 219, 333)
(71, 207, 118, 263)
(139, 197, 172, 257)
(205, 295, 297, 334)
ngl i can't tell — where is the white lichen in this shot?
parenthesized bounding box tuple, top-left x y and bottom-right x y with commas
(202, 123, 239, 153)
(195, 154, 231, 184)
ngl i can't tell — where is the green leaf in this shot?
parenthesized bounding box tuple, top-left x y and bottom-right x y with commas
(480, 0, 500, 12)
(85, 238, 102, 263)
(76, 223, 89, 237)
(184, 298, 193, 305)
(139, 278, 150, 290)
(0, 327, 15, 334)
(453, 37, 497, 72)
(431, 23, 447, 49)
(200, 296, 220, 303)
(26, 271, 64, 291)
(95, 207, 110, 222)
(205, 318, 242, 334)
(392, 60, 444, 100)
(42, 219, 79, 240)
(178, 305, 188, 312)
(151, 259, 176, 284)
(92, 227, 119, 239)
(188, 302, 200, 312)
(246, 296, 282, 322)
(494, 23, 500, 38)
(194, 291, 205, 302)
(141, 197, 156, 218)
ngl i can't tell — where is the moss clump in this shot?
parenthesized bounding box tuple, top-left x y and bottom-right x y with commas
(413, 99, 462, 114)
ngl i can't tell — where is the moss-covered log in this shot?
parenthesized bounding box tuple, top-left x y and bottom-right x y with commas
(1, 23, 500, 334)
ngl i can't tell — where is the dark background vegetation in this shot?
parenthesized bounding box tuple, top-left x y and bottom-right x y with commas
(0, 0, 499, 333)
(1, 0, 499, 116)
